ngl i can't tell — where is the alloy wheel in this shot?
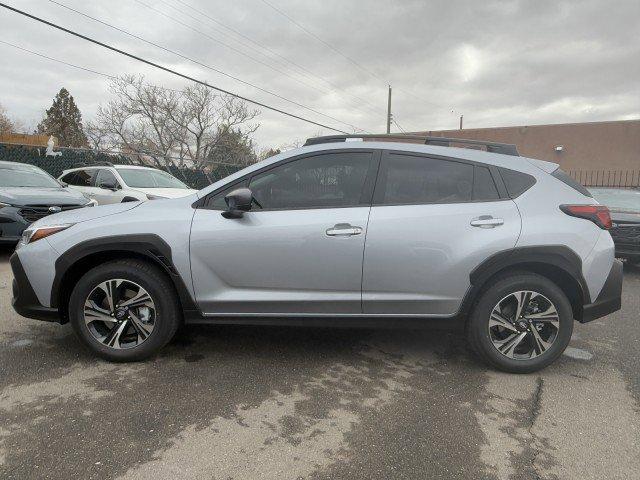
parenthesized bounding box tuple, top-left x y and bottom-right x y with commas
(83, 279, 156, 349)
(488, 290, 560, 360)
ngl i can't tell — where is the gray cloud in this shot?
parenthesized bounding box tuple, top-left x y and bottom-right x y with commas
(0, 0, 638, 149)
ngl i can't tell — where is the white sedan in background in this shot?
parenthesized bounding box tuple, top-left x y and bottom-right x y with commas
(59, 165, 197, 204)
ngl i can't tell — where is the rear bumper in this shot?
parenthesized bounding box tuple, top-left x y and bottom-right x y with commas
(581, 259, 623, 323)
(10, 253, 60, 322)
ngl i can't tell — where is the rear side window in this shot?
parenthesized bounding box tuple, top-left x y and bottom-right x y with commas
(375, 153, 474, 205)
(499, 167, 536, 198)
(551, 169, 592, 197)
(61, 169, 93, 186)
(473, 166, 500, 201)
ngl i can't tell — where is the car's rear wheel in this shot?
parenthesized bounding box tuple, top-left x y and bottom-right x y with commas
(466, 273, 573, 373)
(69, 259, 180, 361)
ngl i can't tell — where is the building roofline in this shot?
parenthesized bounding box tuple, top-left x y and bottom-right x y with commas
(411, 118, 640, 135)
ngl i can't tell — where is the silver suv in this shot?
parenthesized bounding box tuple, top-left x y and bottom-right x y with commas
(10, 135, 623, 373)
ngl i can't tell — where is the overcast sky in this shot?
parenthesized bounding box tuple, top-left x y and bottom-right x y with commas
(1, 0, 639, 150)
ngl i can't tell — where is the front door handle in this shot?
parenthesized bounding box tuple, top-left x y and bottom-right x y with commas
(470, 216, 504, 228)
(326, 223, 363, 236)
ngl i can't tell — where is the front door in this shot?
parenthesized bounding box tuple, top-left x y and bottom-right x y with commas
(362, 151, 521, 316)
(93, 169, 124, 204)
(190, 150, 378, 315)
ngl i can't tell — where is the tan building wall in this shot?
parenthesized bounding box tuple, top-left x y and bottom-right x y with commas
(0, 133, 53, 147)
(413, 119, 640, 173)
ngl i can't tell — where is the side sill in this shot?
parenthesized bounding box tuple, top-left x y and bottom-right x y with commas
(184, 315, 465, 330)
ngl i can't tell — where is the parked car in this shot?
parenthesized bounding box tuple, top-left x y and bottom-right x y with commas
(11, 136, 622, 373)
(59, 165, 197, 204)
(0, 160, 94, 246)
(588, 187, 640, 264)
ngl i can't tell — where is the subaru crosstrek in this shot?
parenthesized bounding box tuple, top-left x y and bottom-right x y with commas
(10, 136, 623, 373)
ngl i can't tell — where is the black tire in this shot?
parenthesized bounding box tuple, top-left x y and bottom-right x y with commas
(466, 272, 573, 373)
(69, 259, 181, 362)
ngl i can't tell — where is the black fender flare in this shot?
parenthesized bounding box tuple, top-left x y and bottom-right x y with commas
(51, 234, 199, 321)
(458, 245, 590, 320)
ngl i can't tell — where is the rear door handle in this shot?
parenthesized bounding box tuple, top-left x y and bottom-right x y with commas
(470, 216, 504, 228)
(326, 223, 363, 236)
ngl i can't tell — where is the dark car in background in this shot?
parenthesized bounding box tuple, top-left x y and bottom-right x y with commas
(589, 187, 640, 264)
(0, 161, 95, 246)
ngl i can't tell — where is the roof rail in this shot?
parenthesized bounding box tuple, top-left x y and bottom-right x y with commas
(303, 134, 520, 156)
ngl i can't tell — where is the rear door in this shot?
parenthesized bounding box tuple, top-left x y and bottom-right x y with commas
(190, 149, 379, 315)
(362, 150, 521, 316)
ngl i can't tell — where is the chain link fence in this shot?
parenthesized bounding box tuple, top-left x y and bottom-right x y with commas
(0, 142, 243, 189)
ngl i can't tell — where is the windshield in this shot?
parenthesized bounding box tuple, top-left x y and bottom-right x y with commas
(116, 168, 189, 189)
(0, 165, 62, 188)
(589, 188, 640, 213)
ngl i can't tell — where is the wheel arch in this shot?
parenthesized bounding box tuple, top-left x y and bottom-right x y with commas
(52, 234, 198, 323)
(460, 246, 589, 322)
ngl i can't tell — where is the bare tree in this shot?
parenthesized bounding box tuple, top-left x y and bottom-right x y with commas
(93, 76, 259, 169)
(0, 103, 17, 135)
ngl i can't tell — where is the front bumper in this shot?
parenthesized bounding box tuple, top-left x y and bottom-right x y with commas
(581, 259, 623, 323)
(0, 207, 29, 244)
(10, 253, 60, 322)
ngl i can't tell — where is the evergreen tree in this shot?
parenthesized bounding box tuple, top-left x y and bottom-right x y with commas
(36, 87, 88, 147)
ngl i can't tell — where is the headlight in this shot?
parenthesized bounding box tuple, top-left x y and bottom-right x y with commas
(146, 194, 167, 200)
(18, 224, 74, 247)
(0, 202, 12, 209)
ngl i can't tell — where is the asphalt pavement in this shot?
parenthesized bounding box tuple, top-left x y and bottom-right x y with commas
(0, 247, 638, 480)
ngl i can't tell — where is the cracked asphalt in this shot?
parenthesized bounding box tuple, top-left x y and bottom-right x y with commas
(0, 247, 639, 480)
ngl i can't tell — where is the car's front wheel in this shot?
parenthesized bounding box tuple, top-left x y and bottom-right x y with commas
(466, 273, 573, 373)
(69, 259, 180, 361)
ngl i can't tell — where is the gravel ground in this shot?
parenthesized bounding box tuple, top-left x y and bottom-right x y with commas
(0, 248, 638, 480)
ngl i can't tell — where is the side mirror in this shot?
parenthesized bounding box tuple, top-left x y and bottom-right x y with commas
(99, 181, 118, 191)
(222, 187, 253, 219)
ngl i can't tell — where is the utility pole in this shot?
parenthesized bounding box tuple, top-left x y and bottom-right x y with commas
(386, 85, 392, 134)
(459, 115, 463, 130)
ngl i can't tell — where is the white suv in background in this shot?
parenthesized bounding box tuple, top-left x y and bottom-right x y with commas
(59, 165, 197, 204)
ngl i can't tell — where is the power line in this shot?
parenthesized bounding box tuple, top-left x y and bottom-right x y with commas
(259, 0, 383, 81)
(131, 0, 355, 111)
(0, 39, 116, 79)
(0, 3, 349, 134)
(259, 0, 445, 111)
(164, 0, 385, 115)
(48, 0, 366, 132)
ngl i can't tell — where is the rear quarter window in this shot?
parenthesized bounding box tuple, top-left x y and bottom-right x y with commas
(551, 169, 592, 197)
(499, 167, 536, 198)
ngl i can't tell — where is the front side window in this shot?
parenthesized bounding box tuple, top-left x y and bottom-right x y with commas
(375, 153, 474, 205)
(206, 181, 249, 210)
(95, 169, 119, 188)
(247, 152, 373, 210)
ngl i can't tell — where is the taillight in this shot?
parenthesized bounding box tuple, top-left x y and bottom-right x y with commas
(559, 204, 612, 229)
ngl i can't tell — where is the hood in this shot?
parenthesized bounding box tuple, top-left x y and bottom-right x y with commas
(0, 187, 89, 206)
(135, 187, 198, 199)
(29, 201, 141, 229)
